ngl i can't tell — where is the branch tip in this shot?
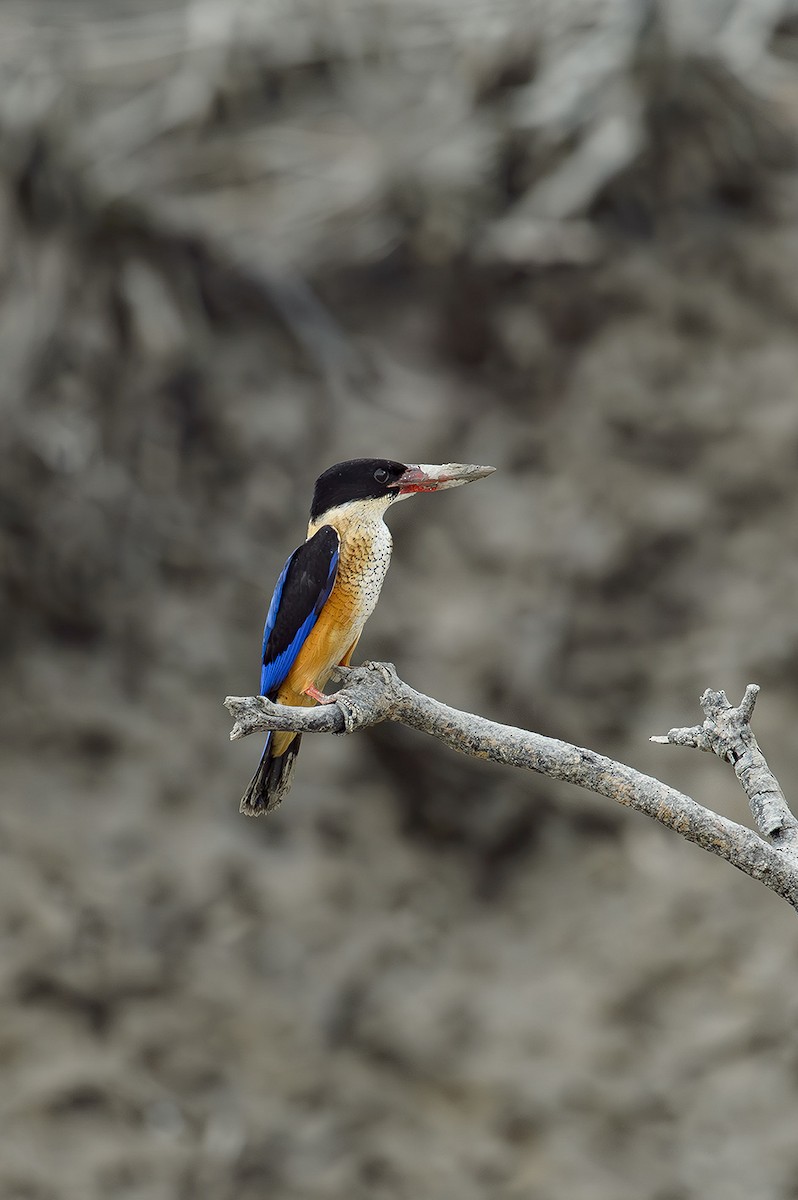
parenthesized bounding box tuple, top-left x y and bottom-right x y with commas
(739, 683, 760, 723)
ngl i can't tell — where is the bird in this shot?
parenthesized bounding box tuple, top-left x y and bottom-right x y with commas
(239, 458, 495, 815)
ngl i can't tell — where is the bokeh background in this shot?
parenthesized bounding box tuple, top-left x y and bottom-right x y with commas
(4, 1, 798, 1197)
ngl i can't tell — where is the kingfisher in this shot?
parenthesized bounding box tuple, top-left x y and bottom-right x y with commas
(240, 458, 495, 815)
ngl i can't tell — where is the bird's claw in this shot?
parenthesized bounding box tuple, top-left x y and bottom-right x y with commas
(302, 682, 365, 734)
(333, 692, 366, 735)
(307, 662, 399, 734)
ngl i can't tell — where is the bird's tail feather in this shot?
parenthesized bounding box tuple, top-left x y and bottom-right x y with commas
(239, 733, 302, 816)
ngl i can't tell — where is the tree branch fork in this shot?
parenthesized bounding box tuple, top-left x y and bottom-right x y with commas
(225, 664, 798, 911)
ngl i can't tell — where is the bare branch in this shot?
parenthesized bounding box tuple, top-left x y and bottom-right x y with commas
(225, 663, 798, 912)
(226, 695, 345, 740)
(653, 685, 798, 848)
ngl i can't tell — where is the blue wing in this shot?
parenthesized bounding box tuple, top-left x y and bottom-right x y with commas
(260, 525, 340, 697)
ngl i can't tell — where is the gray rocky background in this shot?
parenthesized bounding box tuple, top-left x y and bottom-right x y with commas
(4, 1, 798, 1197)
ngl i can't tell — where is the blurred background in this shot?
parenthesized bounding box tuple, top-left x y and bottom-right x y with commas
(4, 0, 798, 1197)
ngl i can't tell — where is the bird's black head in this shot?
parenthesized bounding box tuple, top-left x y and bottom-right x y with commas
(310, 459, 408, 521)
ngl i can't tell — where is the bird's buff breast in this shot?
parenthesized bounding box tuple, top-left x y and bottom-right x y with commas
(329, 520, 393, 624)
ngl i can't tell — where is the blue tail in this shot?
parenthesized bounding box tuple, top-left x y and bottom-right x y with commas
(239, 733, 302, 816)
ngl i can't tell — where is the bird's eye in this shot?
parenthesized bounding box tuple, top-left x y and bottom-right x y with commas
(374, 467, 390, 484)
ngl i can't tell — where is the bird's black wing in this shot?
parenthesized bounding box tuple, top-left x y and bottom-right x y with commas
(259, 525, 340, 698)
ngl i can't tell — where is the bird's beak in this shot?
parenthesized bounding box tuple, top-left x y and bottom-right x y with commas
(392, 463, 496, 497)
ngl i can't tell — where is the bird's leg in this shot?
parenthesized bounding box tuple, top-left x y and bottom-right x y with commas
(302, 684, 339, 705)
(301, 679, 365, 734)
(303, 635, 361, 705)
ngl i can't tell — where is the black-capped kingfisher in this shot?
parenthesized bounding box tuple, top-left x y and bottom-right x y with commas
(240, 458, 495, 815)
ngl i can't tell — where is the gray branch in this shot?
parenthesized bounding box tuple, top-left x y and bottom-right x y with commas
(651, 685, 798, 848)
(225, 664, 798, 912)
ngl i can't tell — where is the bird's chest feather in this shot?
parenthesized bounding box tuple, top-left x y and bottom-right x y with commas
(329, 520, 393, 625)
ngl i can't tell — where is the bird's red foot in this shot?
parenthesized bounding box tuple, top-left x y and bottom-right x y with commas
(303, 684, 338, 704)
